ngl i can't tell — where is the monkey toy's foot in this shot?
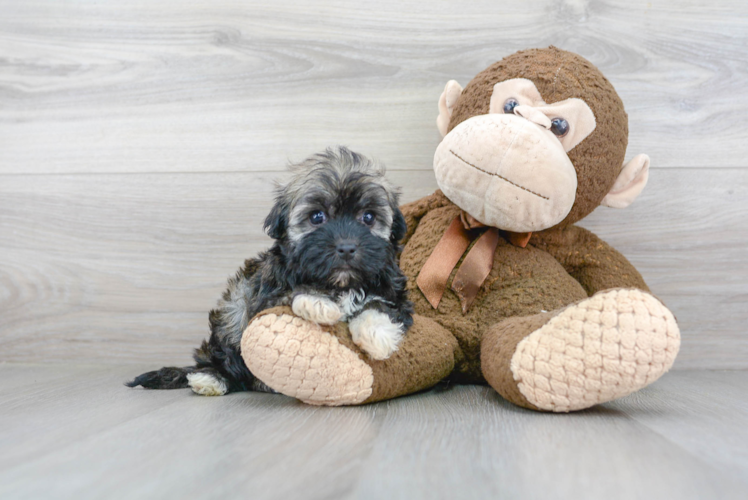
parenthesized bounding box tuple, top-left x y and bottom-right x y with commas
(241, 308, 373, 406)
(482, 289, 680, 412)
(241, 307, 459, 406)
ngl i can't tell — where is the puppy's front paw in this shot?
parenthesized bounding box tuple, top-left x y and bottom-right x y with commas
(292, 294, 342, 325)
(349, 310, 404, 360)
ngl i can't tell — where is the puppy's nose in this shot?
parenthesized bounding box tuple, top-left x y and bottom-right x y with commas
(336, 241, 358, 260)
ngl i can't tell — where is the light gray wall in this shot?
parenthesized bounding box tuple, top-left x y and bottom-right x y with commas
(1, 0, 746, 368)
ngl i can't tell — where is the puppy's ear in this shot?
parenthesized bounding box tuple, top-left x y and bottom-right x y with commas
(390, 207, 407, 244)
(263, 200, 288, 240)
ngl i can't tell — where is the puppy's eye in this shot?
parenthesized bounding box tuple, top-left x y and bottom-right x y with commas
(503, 98, 519, 114)
(309, 211, 327, 225)
(361, 211, 375, 226)
(550, 118, 570, 137)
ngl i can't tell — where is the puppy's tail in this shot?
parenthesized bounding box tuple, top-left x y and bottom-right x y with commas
(125, 366, 194, 389)
(126, 339, 214, 389)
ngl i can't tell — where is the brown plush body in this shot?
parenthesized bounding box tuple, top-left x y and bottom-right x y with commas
(400, 190, 647, 379)
(395, 191, 662, 410)
(240, 47, 680, 412)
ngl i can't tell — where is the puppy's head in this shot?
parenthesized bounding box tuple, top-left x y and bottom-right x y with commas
(264, 147, 406, 289)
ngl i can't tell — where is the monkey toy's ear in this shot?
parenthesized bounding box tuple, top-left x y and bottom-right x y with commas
(390, 207, 407, 245)
(437, 80, 464, 138)
(263, 200, 288, 240)
(601, 154, 651, 209)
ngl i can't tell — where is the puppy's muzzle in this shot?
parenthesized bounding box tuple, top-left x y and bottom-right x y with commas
(336, 241, 358, 261)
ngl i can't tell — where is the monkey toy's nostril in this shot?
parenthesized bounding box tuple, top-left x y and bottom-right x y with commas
(336, 242, 358, 260)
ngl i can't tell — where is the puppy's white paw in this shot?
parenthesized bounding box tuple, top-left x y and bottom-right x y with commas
(187, 372, 228, 396)
(292, 294, 343, 325)
(349, 310, 403, 360)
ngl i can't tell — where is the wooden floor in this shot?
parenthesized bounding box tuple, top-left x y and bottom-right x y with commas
(0, 365, 746, 500)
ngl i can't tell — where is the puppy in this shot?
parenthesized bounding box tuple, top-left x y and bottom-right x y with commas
(127, 147, 413, 396)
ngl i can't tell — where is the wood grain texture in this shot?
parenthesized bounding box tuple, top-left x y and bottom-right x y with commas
(0, 366, 746, 500)
(0, 0, 746, 174)
(1, 169, 746, 368)
(607, 370, 748, 480)
(0, 170, 437, 365)
(0, 1, 746, 368)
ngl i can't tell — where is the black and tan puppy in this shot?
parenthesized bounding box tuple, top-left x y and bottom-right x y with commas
(127, 147, 413, 396)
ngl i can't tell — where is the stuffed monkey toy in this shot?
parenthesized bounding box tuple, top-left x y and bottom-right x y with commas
(240, 47, 680, 412)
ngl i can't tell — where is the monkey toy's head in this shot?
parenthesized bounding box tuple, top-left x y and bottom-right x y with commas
(435, 46, 650, 233)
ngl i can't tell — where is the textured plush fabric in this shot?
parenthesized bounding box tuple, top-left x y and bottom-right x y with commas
(398, 191, 652, 383)
(508, 289, 680, 412)
(242, 306, 459, 405)
(362, 313, 459, 404)
(530, 223, 651, 296)
(242, 306, 374, 405)
(447, 46, 629, 228)
(480, 311, 556, 411)
(434, 114, 579, 231)
(437, 80, 464, 137)
(601, 154, 651, 208)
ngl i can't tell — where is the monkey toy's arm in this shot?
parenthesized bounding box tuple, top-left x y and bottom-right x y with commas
(532, 225, 651, 297)
(398, 190, 453, 247)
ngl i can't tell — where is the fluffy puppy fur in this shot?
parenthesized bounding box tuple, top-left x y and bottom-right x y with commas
(127, 147, 413, 396)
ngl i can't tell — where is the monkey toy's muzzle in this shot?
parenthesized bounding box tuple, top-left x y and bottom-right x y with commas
(433, 113, 578, 233)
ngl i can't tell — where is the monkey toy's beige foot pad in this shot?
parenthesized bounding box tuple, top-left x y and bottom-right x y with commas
(511, 289, 680, 413)
(241, 311, 374, 406)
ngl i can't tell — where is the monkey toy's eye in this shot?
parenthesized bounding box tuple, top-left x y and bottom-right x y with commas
(550, 118, 570, 137)
(361, 211, 376, 226)
(309, 210, 327, 225)
(503, 98, 520, 114)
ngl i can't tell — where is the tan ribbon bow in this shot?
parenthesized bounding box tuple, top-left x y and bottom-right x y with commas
(416, 212, 532, 314)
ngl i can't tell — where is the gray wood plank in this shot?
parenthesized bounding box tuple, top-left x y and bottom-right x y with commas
(608, 370, 748, 480)
(0, 0, 746, 175)
(351, 383, 747, 500)
(1, 169, 746, 368)
(0, 365, 382, 500)
(0, 364, 188, 470)
(0, 366, 746, 500)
